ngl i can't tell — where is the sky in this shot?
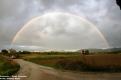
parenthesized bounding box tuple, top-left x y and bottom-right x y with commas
(0, 0, 121, 51)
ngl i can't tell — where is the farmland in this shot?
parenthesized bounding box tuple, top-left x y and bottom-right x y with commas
(20, 52, 121, 72)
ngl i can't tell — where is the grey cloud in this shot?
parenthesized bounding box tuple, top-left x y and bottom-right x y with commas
(38, 0, 80, 8)
(13, 13, 108, 50)
(0, 0, 121, 50)
(0, 0, 41, 48)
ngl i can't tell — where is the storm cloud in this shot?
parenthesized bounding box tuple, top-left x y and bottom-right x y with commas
(0, 0, 121, 50)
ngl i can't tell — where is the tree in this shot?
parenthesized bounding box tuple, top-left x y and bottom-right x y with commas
(1, 49, 8, 54)
(116, 0, 121, 9)
(9, 48, 16, 54)
(17, 50, 30, 54)
(81, 49, 89, 55)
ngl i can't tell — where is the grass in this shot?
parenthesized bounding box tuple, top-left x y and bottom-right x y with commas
(21, 52, 121, 72)
(0, 55, 20, 76)
(22, 53, 80, 67)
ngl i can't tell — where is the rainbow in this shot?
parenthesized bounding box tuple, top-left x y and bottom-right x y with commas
(12, 12, 109, 48)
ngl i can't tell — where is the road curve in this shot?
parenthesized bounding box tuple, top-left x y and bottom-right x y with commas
(14, 59, 121, 80)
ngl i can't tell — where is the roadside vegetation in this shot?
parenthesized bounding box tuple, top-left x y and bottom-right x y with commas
(0, 55, 20, 76)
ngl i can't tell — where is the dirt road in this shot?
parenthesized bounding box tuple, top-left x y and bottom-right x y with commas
(14, 59, 121, 80)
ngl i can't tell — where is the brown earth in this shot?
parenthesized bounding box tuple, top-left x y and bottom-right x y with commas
(82, 54, 121, 68)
